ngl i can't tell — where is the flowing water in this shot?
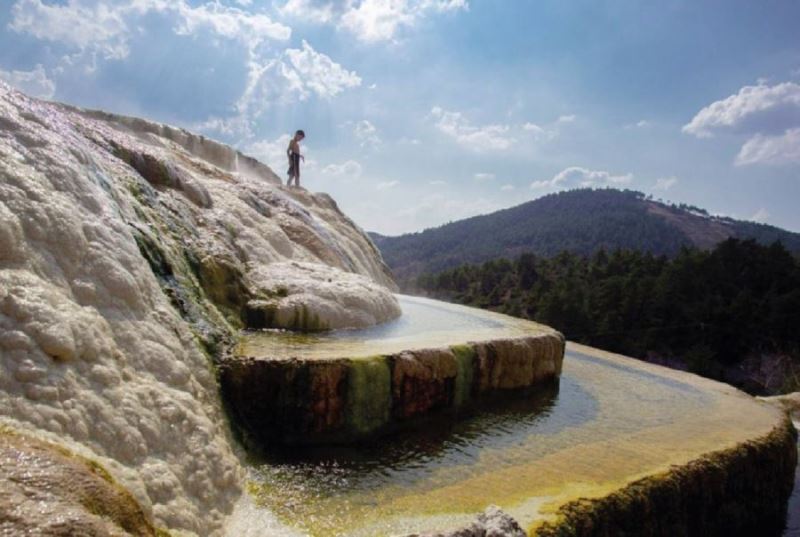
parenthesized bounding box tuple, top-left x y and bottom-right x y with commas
(237, 296, 786, 536)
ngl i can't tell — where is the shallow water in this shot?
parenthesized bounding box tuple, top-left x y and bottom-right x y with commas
(234, 296, 784, 536)
(238, 294, 551, 360)
(244, 349, 778, 536)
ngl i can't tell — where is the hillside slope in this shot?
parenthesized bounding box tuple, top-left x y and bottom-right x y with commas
(372, 189, 800, 285)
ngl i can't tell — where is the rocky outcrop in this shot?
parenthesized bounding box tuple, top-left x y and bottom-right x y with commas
(0, 83, 398, 535)
(411, 506, 526, 537)
(221, 333, 565, 446)
(0, 425, 158, 537)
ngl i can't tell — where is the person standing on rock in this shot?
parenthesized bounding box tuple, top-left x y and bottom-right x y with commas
(287, 130, 305, 187)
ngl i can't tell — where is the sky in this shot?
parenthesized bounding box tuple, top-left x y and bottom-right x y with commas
(1, 0, 799, 236)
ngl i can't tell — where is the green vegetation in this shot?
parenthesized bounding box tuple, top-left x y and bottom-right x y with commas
(373, 188, 800, 286)
(418, 238, 800, 394)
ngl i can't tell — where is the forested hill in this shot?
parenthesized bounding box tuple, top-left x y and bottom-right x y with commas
(417, 239, 800, 395)
(371, 189, 800, 286)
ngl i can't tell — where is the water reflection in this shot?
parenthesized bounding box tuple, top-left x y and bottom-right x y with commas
(254, 379, 594, 484)
(247, 373, 600, 535)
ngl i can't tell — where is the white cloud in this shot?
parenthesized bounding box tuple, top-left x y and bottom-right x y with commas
(376, 180, 399, 190)
(244, 134, 292, 171)
(340, 0, 416, 42)
(653, 176, 678, 191)
(522, 122, 545, 133)
(10, 1, 359, 138)
(283, 40, 361, 99)
(10, 0, 133, 59)
(354, 119, 381, 147)
(0, 64, 55, 99)
(531, 166, 633, 190)
(521, 120, 559, 141)
(429, 179, 447, 185)
(684, 81, 800, 167)
(174, 2, 291, 46)
(228, 40, 360, 134)
(625, 119, 650, 129)
(279, 0, 334, 23)
(278, 0, 468, 42)
(683, 82, 800, 138)
(735, 128, 800, 166)
(10, 0, 290, 61)
(750, 207, 770, 223)
(322, 160, 363, 177)
(500, 184, 515, 191)
(431, 106, 515, 151)
(474, 172, 495, 181)
(520, 118, 567, 142)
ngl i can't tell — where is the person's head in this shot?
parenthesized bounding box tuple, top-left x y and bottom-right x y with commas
(294, 129, 305, 141)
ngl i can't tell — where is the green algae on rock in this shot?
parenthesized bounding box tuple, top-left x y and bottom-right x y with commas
(346, 356, 393, 436)
(221, 296, 565, 446)
(452, 344, 478, 408)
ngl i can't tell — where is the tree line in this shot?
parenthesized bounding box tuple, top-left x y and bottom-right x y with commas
(417, 238, 800, 395)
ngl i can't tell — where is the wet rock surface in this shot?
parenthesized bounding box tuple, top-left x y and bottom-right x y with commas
(0, 83, 398, 535)
(412, 506, 526, 537)
(0, 427, 157, 537)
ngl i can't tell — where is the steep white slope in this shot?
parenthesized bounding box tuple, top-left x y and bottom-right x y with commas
(0, 83, 399, 535)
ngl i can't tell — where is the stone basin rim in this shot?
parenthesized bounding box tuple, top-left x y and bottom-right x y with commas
(232, 332, 564, 363)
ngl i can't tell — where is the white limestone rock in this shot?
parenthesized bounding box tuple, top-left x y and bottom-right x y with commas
(246, 261, 401, 330)
(0, 82, 398, 536)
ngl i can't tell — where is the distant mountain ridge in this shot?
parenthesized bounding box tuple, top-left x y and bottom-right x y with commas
(371, 189, 800, 286)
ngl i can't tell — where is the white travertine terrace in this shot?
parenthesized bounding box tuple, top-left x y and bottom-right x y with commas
(0, 82, 398, 535)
